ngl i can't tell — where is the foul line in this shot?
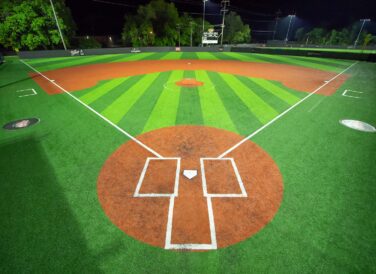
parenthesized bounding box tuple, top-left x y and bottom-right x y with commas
(218, 61, 358, 159)
(20, 59, 163, 159)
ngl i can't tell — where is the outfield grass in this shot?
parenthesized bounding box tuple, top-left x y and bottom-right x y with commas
(0, 53, 375, 273)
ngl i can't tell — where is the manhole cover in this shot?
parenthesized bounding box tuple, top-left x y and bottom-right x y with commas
(339, 119, 376, 133)
(3, 118, 40, 130)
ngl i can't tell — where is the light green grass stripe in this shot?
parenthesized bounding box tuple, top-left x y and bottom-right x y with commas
(256, 54, 340, 72)
(27, 56, 75, 65)
(142, 70, 184, 133)
(160, 52, 183, 60)
(37, 54, 119, 71)
(101, 73, 160, 123)
(219, 73, 279, 124)
(79, 78, 127, 105)
(111, 52, 155, 63)
(222, 52, 268, 63)
(196, 70, 238, 132)
(196, 52, 220, 60)
(250, 78, 301, 105)
(292, 56, 352, 67)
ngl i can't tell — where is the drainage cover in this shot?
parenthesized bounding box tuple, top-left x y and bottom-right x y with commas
(3, 118, 40, 130)
(339, 119, 376, 133)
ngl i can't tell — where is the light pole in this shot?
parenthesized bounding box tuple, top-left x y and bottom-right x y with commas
(285, 15, 296, 43)
(272, 10, 282, 40)
(49, 0, 67, 50)
(220, 0, 230, 46)
(354, 19, 371, 48)
(202, 0, 208, 47)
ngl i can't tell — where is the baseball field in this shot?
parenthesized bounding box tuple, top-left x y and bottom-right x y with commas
(1, 51, 375, 273)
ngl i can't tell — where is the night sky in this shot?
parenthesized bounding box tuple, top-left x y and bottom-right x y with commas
(65, 0, 376, 41)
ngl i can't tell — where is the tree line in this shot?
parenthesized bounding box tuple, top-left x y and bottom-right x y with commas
(294, 25, 374, 47)
(0, 0, 250, 51)
(0, 0, 373, 51)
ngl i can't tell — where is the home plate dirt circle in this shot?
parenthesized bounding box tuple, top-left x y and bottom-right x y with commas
(97, 126, 283, 251)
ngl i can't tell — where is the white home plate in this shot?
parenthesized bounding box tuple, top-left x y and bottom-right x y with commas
(183, 170, 198, 180)
(340, 119, 376, 133)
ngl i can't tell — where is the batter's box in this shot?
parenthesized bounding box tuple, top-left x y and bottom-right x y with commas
(200, 158, 247, 198)
(133, 157, 181, 197)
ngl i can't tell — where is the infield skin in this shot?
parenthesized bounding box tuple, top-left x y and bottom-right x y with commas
(31, 60, 348, 96)
(97, 126, 284, 250)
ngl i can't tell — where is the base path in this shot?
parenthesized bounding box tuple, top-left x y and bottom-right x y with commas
(97, 126, 283, 250)
(31, 59, 348, 96)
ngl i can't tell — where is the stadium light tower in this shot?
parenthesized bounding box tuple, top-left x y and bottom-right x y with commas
(202, 0, 208, 37)
(285, 14, 296, 43)
(49, 0, 67, 50)
(354, 19, 371, 48)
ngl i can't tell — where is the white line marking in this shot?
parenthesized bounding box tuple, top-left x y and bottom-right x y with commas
(308, 96, 327, 113)
(201, 158, 247, 198)
(218, 61, 358, 158)
(134, 158, 180, 197)
(342, 89, 363, 99)
(17, 88, 37, 98)
(20, 59, 163, 158)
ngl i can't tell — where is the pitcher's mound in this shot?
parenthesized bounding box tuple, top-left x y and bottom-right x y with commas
(176, 78, 204, 88)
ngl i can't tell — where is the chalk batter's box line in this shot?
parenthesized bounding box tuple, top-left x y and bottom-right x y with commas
(200, 158, 248, 198)
(133, 157, 181, 198)
(16, 88, 37, 97)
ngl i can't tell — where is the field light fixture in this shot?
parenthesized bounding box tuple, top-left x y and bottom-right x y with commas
(354, 19, 371, 47)
(285, 14, 296, 43)
(202, 0, 209, 40)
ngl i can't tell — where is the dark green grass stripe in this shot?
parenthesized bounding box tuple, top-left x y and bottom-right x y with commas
(117, 72, 172, 136)
(181, 52, 198, 59)
(283, 55, 349, 69)
(251, 54, 341, 72)
(72, 81, 108, 98)
(207, 71, 263, 135)
(89, 75, 144, 113)
(236, 76, 291, 113)
(175, 71, 204, 125)
(36, 54, 125, 71)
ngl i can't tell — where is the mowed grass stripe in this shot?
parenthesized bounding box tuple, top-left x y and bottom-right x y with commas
(236, 77, 293, 113)
(90, 75, 144, 113)
(207, 72, 263, 135)
(175, 71, 204, 125)
(252, 54, 342, 72)
(142, 70, 184, 133)
(79, 78, 126, 105)
(250, 78, 302, 105)
(37, 54, 122, 71)
(219, 73, 279, 124)
(117, 72, 172, 136)
(101, 72, 160, 123)
(195, 70, 238, 133)
(222, 52, 268, 62)
(196, 52, 220, 60)
(291, 55, 352, 67)
(181, 52, 198, 59)
(160, 52, 183, 60)
(111, 52, 156, 63)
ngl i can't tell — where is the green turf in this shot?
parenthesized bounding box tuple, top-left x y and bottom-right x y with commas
(1, 55, 375, 273)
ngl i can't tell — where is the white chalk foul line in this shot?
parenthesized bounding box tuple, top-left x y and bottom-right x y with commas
(20, 59, 163, 159)
(218, 61, 358, 159)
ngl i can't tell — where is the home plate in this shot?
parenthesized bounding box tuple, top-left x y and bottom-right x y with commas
(183, 170, 197, 180)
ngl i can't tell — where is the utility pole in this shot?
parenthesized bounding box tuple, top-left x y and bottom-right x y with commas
(202, 0, 208, 47)
(49, 0, 67, 50)
(354, 19, 371, 48)
(220, 0, 230, 46)
(177, 24, 181, 47)
(285, 15, 295, 43)
(190, 22, 194, 47)
(272, 10, 282, 40)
